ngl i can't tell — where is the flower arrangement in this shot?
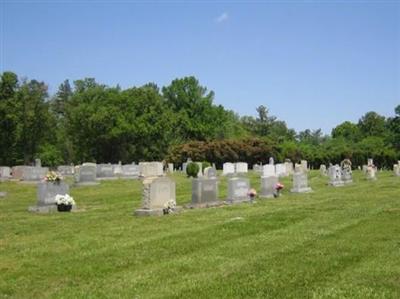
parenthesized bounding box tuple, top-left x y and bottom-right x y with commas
(274, 182, 284, 198)
(163, 199, 176, 214)
(44, 171, 63, 183)
(248, 188, 257, 200)
(55, 194, 75, 206)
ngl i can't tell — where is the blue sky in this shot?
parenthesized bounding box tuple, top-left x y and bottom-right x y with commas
(1, 1, 399, 134)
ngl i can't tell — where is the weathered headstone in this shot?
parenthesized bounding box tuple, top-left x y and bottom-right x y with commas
(11, 166, 26, 180)
(366, 165, 377, 180)
(195, 162, 203, 177)
(121, 164, 139, 178)
(262, 164, 276, 177)
(0, 167, 11, 180)
(113, 162, 123, 177)
(340, 159, 353, 184)
(275, 163, 287, 177)
(204, 167, 217, 178)
(301, 160, 308, 172)
(291, 168, 312, 193)
(182, 162, 187, 174)
(135, 176, 177, 216)
(222, 162, 235, 176)
(190, 177, 219, 206)
(168, 163, 174, 173)
(269, 157, 274, 165)
(28, 181, 70, 213)
(260, 175, 278, 198)
(285, 161, 294, 175)
(394, 163, 400, 177)
(75, 163, 99, 186)
(235, 162, 248, 174)
(328, 165, 344, 187)
(227, 177, 250, 203)
(253, 164, 262, 173)
(57, 165, 74, 176)
(139, 162, 163, 177)
(320, 164, 327, 176)
(22, 166, 49, 182)
(97, 164, 115, 179)
(35, 158, 41, 168)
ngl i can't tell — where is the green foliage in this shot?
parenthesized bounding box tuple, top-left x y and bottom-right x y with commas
(201, 161, 211, 170)
(37, 143, 63, 167)
(186, 162, 199, 178)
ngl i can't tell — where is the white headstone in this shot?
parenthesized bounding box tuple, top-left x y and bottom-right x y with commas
(262, 164, 276, 177)
(222, 163, 235, 176)
(235, 162, 248, 174)
(275, 163, 287, 177)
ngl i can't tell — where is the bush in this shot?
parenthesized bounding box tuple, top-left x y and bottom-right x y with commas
(202, 161, 211, 171)
(186, 162, 200, 178)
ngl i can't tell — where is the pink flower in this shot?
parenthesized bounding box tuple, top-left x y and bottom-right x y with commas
(275, 183, 284, 190)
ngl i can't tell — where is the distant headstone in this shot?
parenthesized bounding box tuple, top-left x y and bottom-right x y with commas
(135, 176, 177, 216)
(195, 162, 203, 177)
(168, 163, 174, 173)
(340, 159, 353, 184)
(0, 167, 11, 180)
(291, 168, 312, 193)
(22, 166, 49, 182)
(191, 177, 219, 206)
(139, 162, 163, 177)
(285, 161, 294, 175)
(227, 177, 250, 203)
(35, 158, 41, 168)
(394, 163, 400, 177)
(113, 161, 123, 176)
(222, 162, 235, 176)
(121, 164, 139, 178)
(269, 157, 274, 165)
(367, 158, 374, 166)
(260, 175, 278, 198)
(328, 165, 344, 187)
(262, 164, 275, 177)
(301, 160, 308, 172)
(235, 162, 248, 174)
(253, 164, 262, 173)
(75, 163, 99, 186)
(366, 165, 377, 180)
(11, 166, 26, 180)
(275, 163, 287, 177)
(97, 164, 115, 179)
(182, 162, 187, 173)
(57, 165, 74, 176)
(28, 181, 70, 213)
(319, 164, 327, 176)
(204, 167, 217, 178)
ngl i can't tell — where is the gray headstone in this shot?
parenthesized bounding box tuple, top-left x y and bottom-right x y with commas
(291, 170, 312, 193)
(204, 167, 217, 178)
(227, 177, 250, 203)
(121, 164, 139, 178)
(57, 165, 74, 176)
(139, 162, 163, 177)
(28, 181, 70, 213)
(320, 164, 327, 176)
(328, 165, 344, 187)
(0, 167, 11, 180)
(97, 164, 115, 178)
(269, 157, 274, 165)
(260, 175, 278, 198)
(191, 178, 218, 205)
(275, 163, 287, 177)
(75, 163, 98, 185)
(222, 163, 235, 176)
(262, 164, 275, 177)
(22, 166, 49, 181)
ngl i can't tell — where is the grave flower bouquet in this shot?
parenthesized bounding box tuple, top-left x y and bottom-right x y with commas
(55, 194, 75, 206)
(44, 171, 63, 183)
(163, 199, 176, 215)
(274, 182, 284, 198)
(248, 188, 257, 200)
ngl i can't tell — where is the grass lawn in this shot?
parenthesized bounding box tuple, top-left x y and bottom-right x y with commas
(0, 170, 399, 298)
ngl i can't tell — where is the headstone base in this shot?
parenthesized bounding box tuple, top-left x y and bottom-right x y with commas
(28, 205, 78, 213)
(225, 198, 252, 205)
(343, 179, 353, 184)
(135, 206, 182, 216)
(96, 177, 118, 181)
(290, 187, 312, 193)
(74, 181, 100, 186)
(185, 201, 223, 209)
(329, 181, 344, 187)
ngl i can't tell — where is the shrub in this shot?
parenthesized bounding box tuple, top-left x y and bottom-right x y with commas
(186, 162, 200, 178)
(202, 161, 211, 171)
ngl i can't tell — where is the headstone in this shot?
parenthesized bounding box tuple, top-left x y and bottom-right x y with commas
(195, 162, 203, 177)
(340, 159, 353, 184)
(366, 165, 377, 180)
(275, 163, 287, 177)
(328, 165, 344, 187)
(75, 163, 99, 185)
(168, 163, 174, 173)
(11, 166, 26, 180)
(96, 164, 115, 179)
(262, 164, 276, 177)
(135, 176, 177, 216)
(113, 161, 123, 176)
(362, 165, 368, 173)
(367, 158, 373, 166)
(319, 164, 327, 176)
(260, 175, 278, 198)
(285, 161, 294, 175)
(291, 168, 312, 193)
(191, 177, 219, 206)
(28, 181, 70, 213)
(22, 166, 49, 182)
(235, 162, 248, 174)
(35, 158, 41, 168)
(301, 160, 308, 172)
(222, 162, 235, 176)
(57, 165, 74, 176)
(394, 164, 400, 177)
(139, 162, 163, 177)
(253, 164, 262, 173)
(182, 162, 187, 174)
(227, 177, 250, 203)
(121, 164, 139, 178)
(0, 167, 11, 180)
(269, 157, 274, 165)
(204, 167, 217, 178)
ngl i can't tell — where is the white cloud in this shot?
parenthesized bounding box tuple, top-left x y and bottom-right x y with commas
(215, 12, 229, 23)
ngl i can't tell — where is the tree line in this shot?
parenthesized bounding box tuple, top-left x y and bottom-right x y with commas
(0, 71, 399, 168)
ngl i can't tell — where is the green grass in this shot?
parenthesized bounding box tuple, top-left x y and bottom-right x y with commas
(0, 171, 399, 299)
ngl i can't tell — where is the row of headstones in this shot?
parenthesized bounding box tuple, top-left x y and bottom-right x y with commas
(135, 164, 313, 216)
